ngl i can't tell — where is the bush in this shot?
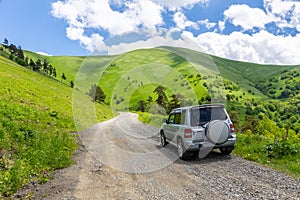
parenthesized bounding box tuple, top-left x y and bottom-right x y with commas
(266, 140, 299, 158)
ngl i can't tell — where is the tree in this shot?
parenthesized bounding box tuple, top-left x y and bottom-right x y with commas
(16, 45, 24, 60)
(137, 100, 146, 112)
(168, 94, 183, 113)
(29, 58, 36, 70)
(48, 64, 53, 76)
(53, 67, 57, 78)
(153, 85, 168, 109)
(33, 58, 42, 71)
(43, 59, 49, 74)
(61, 73, 66, 81)
(70, 81, 74, 88)
(3, 38, 8, 47)
(89, 84, 106, 103)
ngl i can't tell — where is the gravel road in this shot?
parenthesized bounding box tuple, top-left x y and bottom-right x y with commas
(15, 112, 300, 199)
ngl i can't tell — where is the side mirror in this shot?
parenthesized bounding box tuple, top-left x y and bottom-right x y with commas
(162, 118, 167, 123)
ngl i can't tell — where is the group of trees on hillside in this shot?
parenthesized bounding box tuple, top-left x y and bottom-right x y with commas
(1, 38, 75, 88)
(255, 70, 300, 99)
(1, 38, 57, 77)
(135, 85, 194, 114)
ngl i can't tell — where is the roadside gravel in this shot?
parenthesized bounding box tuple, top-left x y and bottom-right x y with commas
(14, 112, 300, 199)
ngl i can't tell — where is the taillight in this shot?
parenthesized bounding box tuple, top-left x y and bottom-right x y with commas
(184, 128, 192, 138)
(230, 124, 235, 133)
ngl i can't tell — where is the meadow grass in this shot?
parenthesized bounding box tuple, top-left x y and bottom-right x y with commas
(0, 55, 113, 196)
(233, 133, 300, 179)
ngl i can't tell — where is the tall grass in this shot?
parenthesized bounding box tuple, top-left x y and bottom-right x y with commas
(0, 55, 113, 196)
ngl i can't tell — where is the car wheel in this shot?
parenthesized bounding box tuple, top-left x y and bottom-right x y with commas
(192, 150, 199, 159)
(220, 147, 233, 155)
(160, 132, 168, 147)
(177, 138, 187, 160)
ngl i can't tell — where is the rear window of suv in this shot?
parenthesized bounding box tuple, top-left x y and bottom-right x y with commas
(190, 106, 227, 126)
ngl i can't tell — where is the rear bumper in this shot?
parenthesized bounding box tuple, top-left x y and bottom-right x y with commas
(185, 135, 236, 151)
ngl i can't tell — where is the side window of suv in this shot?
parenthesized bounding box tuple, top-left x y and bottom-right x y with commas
(172, 110, 186, 125)
(174, 113, 181, 124)
(168, 113, 175, 124)
(180, 110, 186, 125)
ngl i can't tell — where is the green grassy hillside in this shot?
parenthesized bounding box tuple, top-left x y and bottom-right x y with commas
(0, 54, 113, 196)
(28, 47, 298, 111)
(24, 51, 117, 91)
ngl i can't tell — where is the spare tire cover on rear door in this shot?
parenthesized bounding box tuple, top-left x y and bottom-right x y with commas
(206, 120, 230, 144)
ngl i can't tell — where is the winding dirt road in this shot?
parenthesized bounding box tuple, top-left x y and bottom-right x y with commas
(15, 113, 300, 199)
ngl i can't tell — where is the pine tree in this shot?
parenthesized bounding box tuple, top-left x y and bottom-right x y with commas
(137, 100, 146, 112)
(168, 94, 183, 112)
(29, 59, 36, 70)
(61, 73, 67, 81)
(34, 58, 42, 71)
(3, 38, 8, 47)
(48, 64, 53, 76)
(53, 67, 57, 78)
(153, 85, 168, 109)
(17, 45, 24, 60)
(43, 59, 49, 74)
(89, 84, 106, 103)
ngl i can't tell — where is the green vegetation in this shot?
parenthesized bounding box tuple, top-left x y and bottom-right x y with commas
(137, 112, 165, 127)
(234, 117, 300, 178)
(0, 53, 113, 196)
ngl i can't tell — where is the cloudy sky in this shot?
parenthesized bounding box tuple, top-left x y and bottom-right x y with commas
(1, 0, 300, 64)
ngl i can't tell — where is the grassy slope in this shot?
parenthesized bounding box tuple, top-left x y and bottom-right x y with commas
(24, 51, 117, 92)
(25, 47, 300, 110)
(0, 55, 113, 196)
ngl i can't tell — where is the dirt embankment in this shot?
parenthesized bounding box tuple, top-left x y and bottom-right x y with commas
(15, 113, 300, 199)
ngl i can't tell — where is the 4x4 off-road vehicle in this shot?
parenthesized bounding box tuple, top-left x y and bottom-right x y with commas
(160, 104, 236, 159)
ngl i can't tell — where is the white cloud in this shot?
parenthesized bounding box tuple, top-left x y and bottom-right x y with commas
(224, 4, 275, 31)
(173, 11, 198, 30)
(193, 30, 300, 64)
(66, 26, 106, 52)
(96, 28, 300, 65)
(264, 0, 300, 31)
(36, 52, 53, 56)
(218, 21, 225, 32)
(152, 0, 209, 10)
(106, 31, 202, 55)
(52, 0, 164, 36)
(198, 19, 216, 30)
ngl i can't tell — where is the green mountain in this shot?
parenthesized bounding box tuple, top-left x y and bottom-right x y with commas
(26, 47, 298, 108)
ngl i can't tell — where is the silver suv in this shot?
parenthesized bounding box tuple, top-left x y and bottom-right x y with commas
(160, 104, 236, 159)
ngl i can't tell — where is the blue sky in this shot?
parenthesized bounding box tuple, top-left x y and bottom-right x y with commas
(1, 0, 300, 64)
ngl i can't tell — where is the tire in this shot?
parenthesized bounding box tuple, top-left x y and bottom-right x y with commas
(192, 150, 199, 159)
(220, 147, 233, 155)
(160, 132, 168, 147)
(177, 138, 188, 160)
(206, 120, 230, 145)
